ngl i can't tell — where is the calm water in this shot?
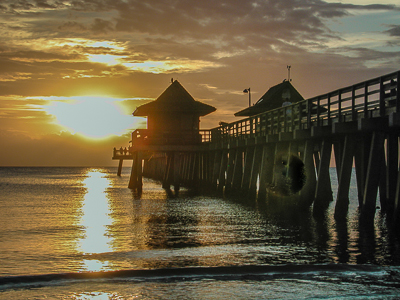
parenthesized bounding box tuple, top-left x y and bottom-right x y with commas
(1, 167, 400, 299)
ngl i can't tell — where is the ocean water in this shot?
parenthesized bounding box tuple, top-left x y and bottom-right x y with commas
(0, 167, 400, 299)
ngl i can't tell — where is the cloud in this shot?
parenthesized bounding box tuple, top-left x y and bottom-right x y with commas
(58, 21, 88, 32)
(0, 0, 399, 166)
(385, 24, 400, 37)
(90, 18, 114, 34)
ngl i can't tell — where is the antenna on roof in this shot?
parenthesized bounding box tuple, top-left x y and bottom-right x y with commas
(287, 65, 292, 82)
(171, 78, 174, 84)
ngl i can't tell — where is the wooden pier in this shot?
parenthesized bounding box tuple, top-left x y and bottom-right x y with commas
(113, 71, 400, 223)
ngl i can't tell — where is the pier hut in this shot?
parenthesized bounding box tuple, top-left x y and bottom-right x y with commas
(235, 80, 304, 116)
(120, 80, 216, 192)
(133, 80, 216, 145)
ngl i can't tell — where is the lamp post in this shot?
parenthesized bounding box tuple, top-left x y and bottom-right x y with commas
(243, 88, 251, 106)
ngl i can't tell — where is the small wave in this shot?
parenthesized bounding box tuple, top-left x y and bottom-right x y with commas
(1, 264, 399, 291)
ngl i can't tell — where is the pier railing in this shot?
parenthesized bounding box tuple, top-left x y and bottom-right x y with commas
(202, 70, 399, 143)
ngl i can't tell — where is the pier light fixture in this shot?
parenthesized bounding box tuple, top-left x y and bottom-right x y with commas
(243, 88, 251, 106)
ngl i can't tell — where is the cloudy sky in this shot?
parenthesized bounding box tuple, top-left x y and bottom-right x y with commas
(0, 0, 399, 166)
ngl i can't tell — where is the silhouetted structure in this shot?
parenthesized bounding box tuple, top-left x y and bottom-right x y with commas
(114, 80, 215, 193)
(113, 70, 400, 226)
(235, 80, 304, 116)
(133, 80, 215, 145)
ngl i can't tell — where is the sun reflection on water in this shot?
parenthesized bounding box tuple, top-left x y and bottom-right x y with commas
(79, 169, 113, 271)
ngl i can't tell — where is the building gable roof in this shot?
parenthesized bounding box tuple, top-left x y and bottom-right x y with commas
(234, 81, 304, 117)
(133, 80, 216, 117)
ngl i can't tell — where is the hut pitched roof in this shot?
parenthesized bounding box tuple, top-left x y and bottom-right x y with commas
(234, 81, 304, 117)
(133, 80, 216, 117)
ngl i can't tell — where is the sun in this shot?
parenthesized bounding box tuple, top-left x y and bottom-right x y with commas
(44, 96, 145, 139)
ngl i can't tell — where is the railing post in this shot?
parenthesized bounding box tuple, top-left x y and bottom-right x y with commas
(364, 82, 369, 118)
(351, 85, 356, 120)
(298, 102, 303, 130)
(307, 99, 312, 129)
(379, 76, 386, 117)
(338, 90, 342, 122)
(327, 94, 331, 125)
(396, 71, 400, 113)
(250, 118, 253, 138)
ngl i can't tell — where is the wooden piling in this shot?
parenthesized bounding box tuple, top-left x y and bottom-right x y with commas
(218, 150, 228, 194)
(231, 148, 243, 193)
(117, 159, 123, 176)
(386, 133, 399, 213)
(128, 151, 143, 192)
(225, 148, 236, 194)
(334, 135, 355, 219)
(257, 144, 275, 201)
(248, 145, 263, 200)
(241, 146, 255, 195)
(300, 139, 316, 207)
(314, 139, 333, 213)
(361, 131, 385, 221)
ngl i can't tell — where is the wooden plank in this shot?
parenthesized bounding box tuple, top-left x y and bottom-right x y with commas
(311, 125, 332, 137)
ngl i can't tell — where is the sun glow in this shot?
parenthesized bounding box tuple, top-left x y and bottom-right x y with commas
(43, 96, 146, 139)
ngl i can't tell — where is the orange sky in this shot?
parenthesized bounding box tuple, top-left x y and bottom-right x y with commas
(0, 0, 399, 166)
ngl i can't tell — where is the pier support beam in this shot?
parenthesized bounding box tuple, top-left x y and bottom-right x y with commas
(300, 140, 316, 207)
(248, 145, 263, 200)
(225, 148, 236, 194)
(258, 144, 275, 201)
(211, 150, 223, 191)
(394, 168, 400, 224)
(117, 159, 123, 176)
(128, 151, 143, 193)
(386, 133, 399, 214)
(361, 131, 385, 222)
(218, 150, 228, 194)
(162, 152, 174, 190)
(354, 135, 369, 206)
(314, 139, 333, 215)
(241, 146, 255, 195)
(231, 148, 244, 193)
(335, 135, 355, 219)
